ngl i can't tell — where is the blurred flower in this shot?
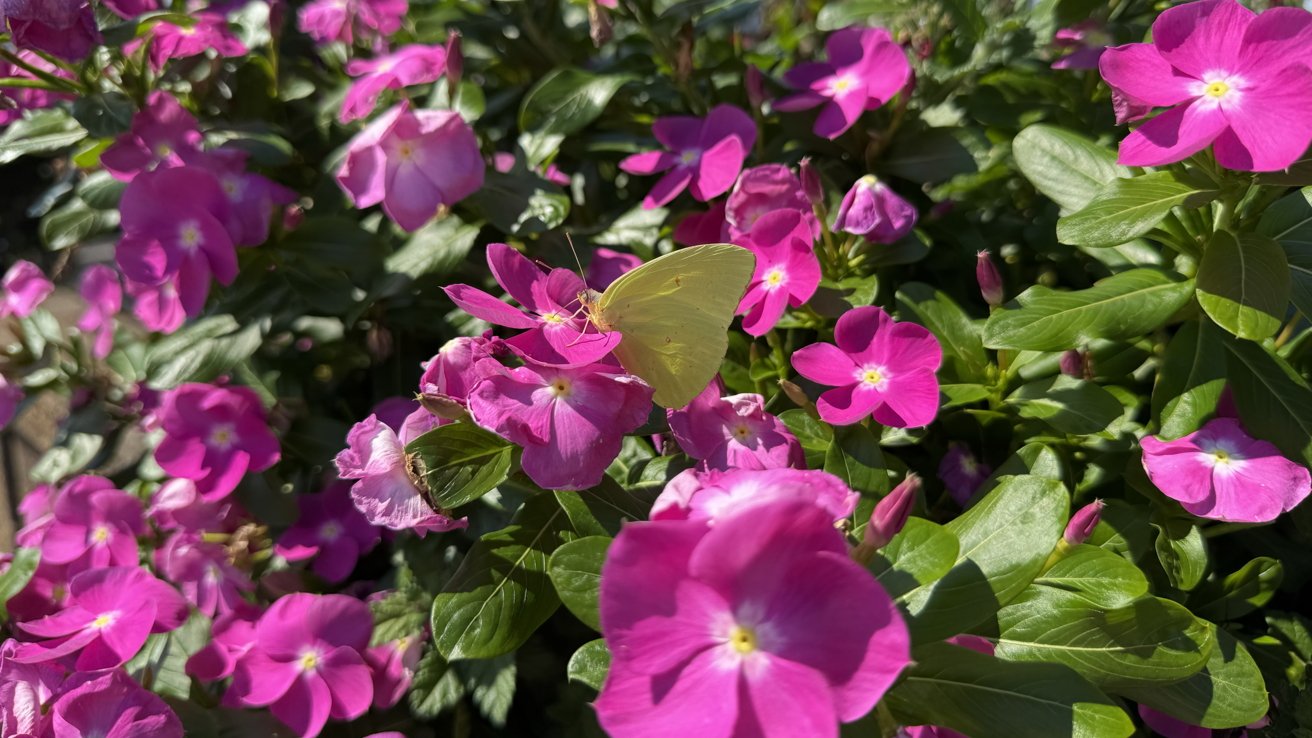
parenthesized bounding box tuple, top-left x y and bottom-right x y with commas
(77, 265, 122, 359)
(620, 104, 757, 208)
(586, 248, 643, 291)
(939, 444, 990, 505)
(1051, 21, 1111, 70)
(492, 151, 571, 186)
(188, 150, 298, 247)
(666, 379, 804, 471)
(736, 209, 822, 336)
(775, 27, 911, 139)
(1142, 416, 1312, 522)
(341, 44, 447, 123)
(0, 0, 101, 60)
(0, 639, 63, 738)
(725, 164, 818, 240)
(47, 669, 183, 738)
(365, 634, 422, 709)
(154, 383, 281, 501)
(15, 483, 55, 545)
(39, 476, 144, 575)
(102, 92, 203, 181)
(297, 0, 407, 46)
(148, 478, 233, 532)
(672, 200, 728, 246)
(834, 175, 917, 244)
(0, 51, 73, 125)
(276, 483, 381, 583)
(799, 157, 824, 205)
(155, 531, 253, 618)
(0, 374, 22, 430)
(186, 604, 261, 682)
(134, 14, 247, 71)
(1, 259, 53, 319)
(126, 277, 186, 334)
(652, 467, 857, 524)
(100, 0, 160, 17)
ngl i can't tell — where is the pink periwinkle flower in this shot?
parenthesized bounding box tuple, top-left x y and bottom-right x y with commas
(834, 175, 918, 244)
(1136, 706, 1216, 738)
(187, 149, 299, 247)
(227, 593, 375, 738)
(364, 633, 422, 709)
(276, 484, 381, 583)
(336, 103, 485, 231)
(1099, 0, 1312, 170)
(939, 443, 991, 505)
(154, 531, 253, 618)
(586, 248, 644, 291)
(341, 44, 447, 123)
(736, 209, 822, 336)
(774, 27, 911, 139)
(45, 669, 183, 738)
(126, 277, 187, 334)
(148, 478, 234, 532)
(154, 382, 281, 501)
(0, 52, 73, 125)
(0, 0, 101, 61)
(76, 265, 121, 359)
(15, 483, 55, 546)
(492, 151, 572, 187)
(595, 499, 910, 738)
(101, 92, 203, 181)
(39, 476, 144, 575)
(1052, 21, 1110, 70)
(976, 249, 1005, 307)
(444, 243, 621, 365)
(673, 200, 729, 247)
(791, 306, 942, 427)
(11, 566, 188, 670)
(652, 467, 858, 525)
(134, 14, 247, 71)
(1141, 417, 1312, 523)
(186, 604, 261, 682)
(619, 104, 757, 208)
(1, 259, 53, 319)
(0, 374, 21, 430)
(0, 639, 63, 738)
(297, 0, 407, 46)
(666, 379, 804, 471)
(725, 163, 819, 240)
(416, 335, 496, 424)
(335, 413, 468, 535)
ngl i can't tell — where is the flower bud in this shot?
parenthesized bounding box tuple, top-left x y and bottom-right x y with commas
(1059, 349, 1084, 378)
(833, 175, 917, 244)
(444, 31, 463, 95)
(976, 250, 1004, 307)
(778, 379, 813, 413)
(799, 157, 823, 206)
(419, 392, 469, 421)
(865, 473, 920, 550)
(1063, 499, 1104, 545)
(588, 0, 613, 47)
(745, 65, 767, 111)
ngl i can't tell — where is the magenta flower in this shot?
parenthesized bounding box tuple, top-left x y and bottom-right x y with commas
(148, 478, 232, 532)
(186, 604, 261, 682)
(364, 634, 422, 709)
(154, 383, 281, 501)
(673, 200, 729, 246)
(774, 27, 911, 139)
(444, 243, 620, 365)
(725, 163, 819, 240)
(939, 443, 991, 505)
(336, 103, 485, 231)
(416, 336, 496, 422)
(0, 374, 21, 430)
(834, 175, 918, 244)
(468, 361, 654, 490)
(1137, 706, 1213, 738)
(154, 531, 253, 618)
(341, 44, 447, 123)
(335, 413, 468, 535)
(276, 484, 381, 583)
(792, 306, 942, 427)
(586, 248, 643, 291)
(1141, 417, 1312, 523)
(297, 0, 407, 46)
(126, 276, 186, 334)
(1, 0, 101, 60)
(11, 566, 188, 670)
(46, 669, 182, 738)
(227, 593, 375, 738)
(864, 473, 920, 550)
(1052, 21, 1110, 70)
(137, 15, 247, 71)
(1099, 0, 1312, 170)
(1, 259, 53, 319)
(15, 483, 55, 547)
(736, 209, 822, 336)
(619, 104, 757, 208)
(652, 468, 858, 525)
(39, 475, 144, 576)
(666, 379, 804, 471)
(77, 265, 121, 359)
(101, 92, 203, 181)
(976, 249, 1004, 307)
(595, 499, 910, 738)
(2, 559, 71, 624)
(1064, 499, 1104, 545)
(0, 639, 62, 738)
(187, 149, 299, 247)
(492, 151, 572, 186)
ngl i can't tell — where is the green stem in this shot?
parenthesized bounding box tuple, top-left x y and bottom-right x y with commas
(0, 49, 82, 93)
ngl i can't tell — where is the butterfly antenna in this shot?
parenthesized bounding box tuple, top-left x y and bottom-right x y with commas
(565, 232, 587, 282)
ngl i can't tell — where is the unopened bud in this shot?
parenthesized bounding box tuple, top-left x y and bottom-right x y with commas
(1063, 499, 1104, 545)
(976, 250, 1004, 307)
(588, 1, 613, 47)
(419, 392, 469, 421)
(778, 379, 812, 412)
(745, 65, 767, 111)
(444, 31, 463, 95)
(1059, 350, 1084, 378)
(866, 473, 920, 549)
(799, 157, 823, 206)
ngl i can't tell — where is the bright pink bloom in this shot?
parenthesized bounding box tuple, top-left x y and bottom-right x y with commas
(188, 150, 298, 247)
(77, 265, 121, 359)
(341, 44, 447, 122)
(1052, 21, 1110, 70)
(101, 92, 203, 181)
(276, 484, 381, 583)
(137, 15, 247, 71)
(336, 103, 485, 231)
(900, 727, 968, 738)
(154, 531, 253, 617)
(15, 483, 55, 546)
(775, 27, 911, 139)
(0, 374, 21, 429)
(673, 200, 729, 246)
(148, 478, 233, 532)
(364, 634, 422, 709)
(186, 604, 261, 682)
(12, 566, 187, 670)
(445, 243, 620, 365)
(468, 360, 654, 490)
(939, 443, 990, 505)
(39, 476, 144, 575)
(335, 413, 468, 535)
(154, 383, 281, 501)
(1, 0, 101, 60)
(46, 669, 182, 738)
(666, 379, 804, 471)
(586, 248, 643, 291)
(619, 104, 757, 208)
(228, 594, 375, 738)
(1099, 0, 1312, 170)
(792, 306, 942, 427)
(736, 210, 822, 336)
(725, 163, 819, 240)
(834, 175, 917, 244)
(0, 639, 63, 738)
(126, 276, 187, 333)
(652, 468, 858, 524)
(297, 0, 407, 46)
(596, 500, 910, 738)
(976, 249, 1004, 306)
(416, 335, 496, 421)
(2, 559, 70, 624)
(1141, 417, 1312, 523)
(1, 259, 53, 319)
(1137, 706, 1212, 738)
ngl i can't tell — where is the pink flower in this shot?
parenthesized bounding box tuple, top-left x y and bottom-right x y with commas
(1064, 499, 1104, 545)
(834, 175, 917, 244)
(136, 15, 247, 71)
(126, 277, 187, 334)
(417, 336, 496, 420)
(154, 531, 253, 617)
(0, 639, 63, 737)
(619, 104, 757, 208)
(1052, 21, 1110, 70)
(0, 52, 73, 124)
(45, 669, 182, 738)
(864, 473, 920, 549)
(2, 559, 70, 624)
(101, 92, 203, 181)
(736, 209, 822, 336)
(1137, 706, 1213, 738)
(1, 259, 53, 319)
(77, 265, 121, 359)
(341, 44, 447, 123)
(148, 478, 233, 531)
(188, 150, 299, 247)
(444, 243, 620, 365)
(297, 0, 407, 46)
(724, 163, 819, 240)
(15, 483, 55, 546)
(11, 566, 188, 670)
(468, 360, 655, 490)
(492, 151, 572, 186)
(276, 484, 381, 583)
(586, 248, 643, 291)
(100, 0, 160, 17)
(154, 383, 281, 501)
(0, 373, 21, 429)
(336, 103, 485, 231)
(775, 27, 911, 139)
(364, 634, 422, 709)
(227, 594, 375, 738)
(900, 727, 968, 738)
(335, 413, 468, 535)
(39, 476, 144, 575)
(652, 468, 858, 524)
(595, 500, 910, 738)
(1, 0, 101, 60)
(673, 200, 729, 246)
(975, 249, 1004, 307)
(1099, 0, 1312, 170)
(939, 443, 990, 505)
(792, 306, 942, 427)
(666, 379, 804, 471)
(1141, 417, 1312, 523)
(186, 604, 261, 682)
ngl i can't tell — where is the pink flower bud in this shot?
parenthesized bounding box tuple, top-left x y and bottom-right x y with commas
(866, 473, 920, 549)
(745, 65, 767, 110)
(445, 31, 463, 93)
(976, 250, 1004, 307)
(1059, 349, 1085, 378)
(833, 175, 917, 244)
(799, 157, 823, 206)
(1063, 499, 1104, 545)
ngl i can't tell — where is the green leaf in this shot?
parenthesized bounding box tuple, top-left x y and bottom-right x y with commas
(1006, 375, 1123, 435)
(1125, 628, 1269, 729)
(881, 129, 976, 183)
(1192, 557, 1283, 622)
(406, 423, 515, 510)
(1221, 334, 1312, 466)
(985, 443, 1065, 489)
(983, 268, 1194, 351)
(0, 548, 40, 622)
(895, 282, 989, 383)
(465, 171, 570, 236)
(547, 536, 610, 631)
(71, 92, 136, 138)
(824, 423, 889, 495)
(1196, 231, 1290, 340)
(594, 206, 669, 250)
(126, 611, 212, 699)
(144, 315, 266, 389)
(0, 110, 87, 164)
(409, 649, 465, 719)
(518, 68, 631, 165)
(40, 197, 118, 250)
(1154, 320, 1227, 439)
(460, 654, 517, 728)
(1154, 518, 1209, 591)
(1035, 544, 1149, 609)
(870, 518, 960, 601)
(567, 639, 612, 691)
(1257, 186, 1312, 317)
(886, 642, 1134, 738)
(1013, 124, 1126, 212)
(1057, 172, 1214, 248)
(815, 0, 902, 29)
(779, 409, 832, 469)
(431, 494, 573, 660)
(385, 216, 480, 279)
(902, 475, 1069, 643)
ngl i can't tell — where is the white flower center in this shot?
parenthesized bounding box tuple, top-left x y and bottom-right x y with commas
(298, 648, 322, 673)
(1192, 71, 1245, 108)
(319, 521, 343, 542)
(178, 220, 203, 250)
(679, 149, 701, 165)
(91, 611, 119, 630)
(856, 365, 889, 389)
(548, 377, 573, 398)
(763, 267, 787, 289)
(1199, 440, 1246, 475)
(828, 73, 860, 96)
(209, 423, 236, 450)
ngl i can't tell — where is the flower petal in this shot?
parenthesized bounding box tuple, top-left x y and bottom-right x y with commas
(1151, 0, 1254, 79)
(1117, 99, 1228, 167)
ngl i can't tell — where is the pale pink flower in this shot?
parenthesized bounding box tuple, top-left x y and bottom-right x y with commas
(275, 483, 381, 583)
(77, 265, 121, 359)
(725, 163, 819, 240)
(364, 634, 422, 709)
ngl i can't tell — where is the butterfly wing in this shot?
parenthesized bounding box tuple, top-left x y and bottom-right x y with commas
(596, 244, 756, 408)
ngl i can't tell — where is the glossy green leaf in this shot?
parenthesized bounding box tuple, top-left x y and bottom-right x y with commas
(1153, 320, 1226, 439)
(518, 68, 631, 164)
(1192, 557, 1283, 622)
(896, 282, 990, 383)
(1013, 124, 1125, 212)
(465, 171, 570, 236)
(568, 639, 612, 691)
(144, 315, 266, 390)
(1057, 172, 1214, 248)
(881, 128, 977, 183)
(405, 423, 515, 510)
(1222, 334, 1312, 466)
(408, 650, 464, 719)
(71, 92, 135, 138)
(871, 517, 960, 601)
(0, 548, 40, 622)
(0, 110, 87, 164)
(1125, 628, 1269, 729)
(1035, 544, 1149, 609)
(385, 216, 481, 279)
(1196, 231, 1290, 340)
(1257, 186, 1312, 317)
(1006, 375, 1123, 435)
(816, 0, 902, 30)
(1154, 518, 1208, 591)
(824, 423, 889, 495)
(547, 536, 610, 631)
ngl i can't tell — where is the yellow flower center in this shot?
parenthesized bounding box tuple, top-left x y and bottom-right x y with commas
(91, 525, 111, 543)
(680, 149, 700, 165)
(764, 268, 786, 287)
(1212, 449, 1231, 465)
(179, 221, 202, 249)
(319, 521, 342, 541)
(549, 378, 572, 397)
(732, 423, 752, 441)
(91, 613, 115, 629)
(299, 651, 320, 672)
(729, 625, 757, 654)
(1204, 80, 1230, 98)
(209, 425, 235, 449)
(861, 368, 884, 386)
(395, 141, 417, 162)
(541, 312, 565, 324)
